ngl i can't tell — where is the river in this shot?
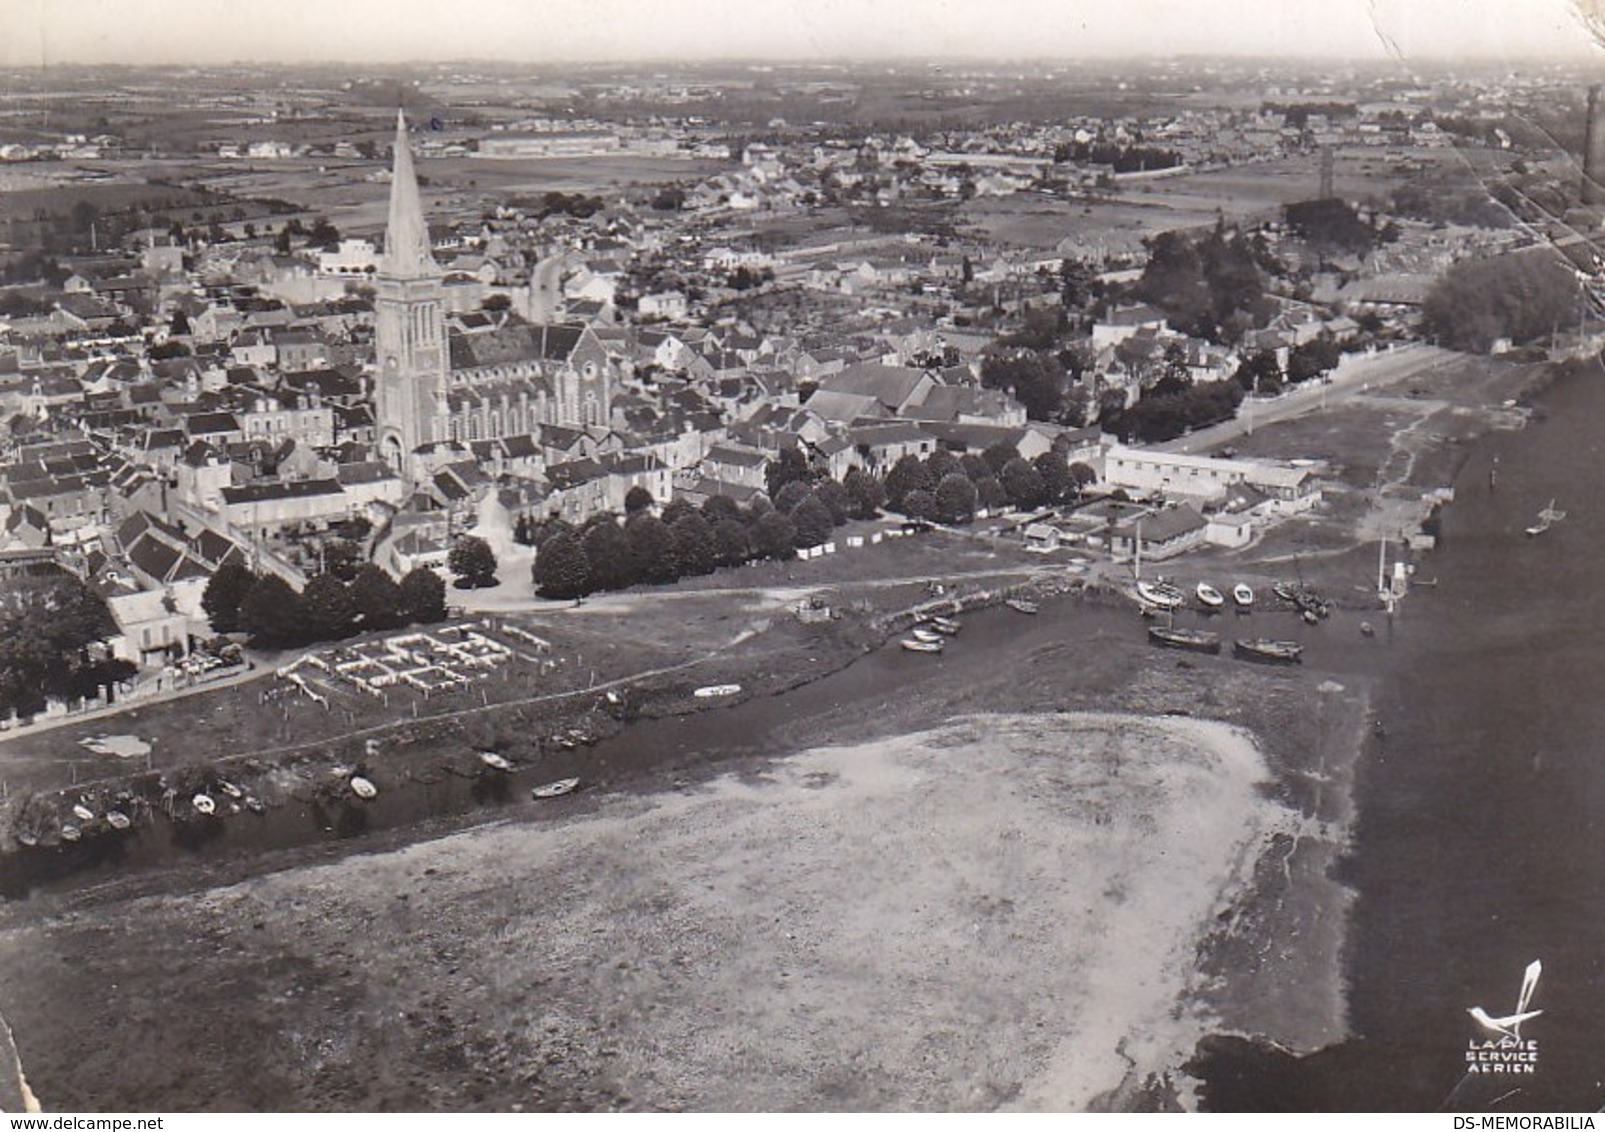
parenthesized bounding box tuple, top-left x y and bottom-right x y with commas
(1196, 362, 1605, 1111)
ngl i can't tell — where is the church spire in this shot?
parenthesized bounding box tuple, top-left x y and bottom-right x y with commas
(381, 109, 438, 279)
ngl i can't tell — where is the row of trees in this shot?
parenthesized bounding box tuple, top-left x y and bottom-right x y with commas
(0, 577, 136, 719)
(201, 562, 448, 649)
(1422, 251, 1582, 353)
(881, 443, 1095, 524)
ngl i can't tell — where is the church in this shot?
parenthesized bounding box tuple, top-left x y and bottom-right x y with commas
(372, 111, 615, 484)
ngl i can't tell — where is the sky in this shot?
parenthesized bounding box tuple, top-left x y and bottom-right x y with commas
(2, 0, 1603, 68)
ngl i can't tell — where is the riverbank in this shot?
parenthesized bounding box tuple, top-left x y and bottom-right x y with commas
(0, 580, 1372, 1111)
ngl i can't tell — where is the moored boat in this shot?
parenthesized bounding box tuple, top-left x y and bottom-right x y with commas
(1147, 625, 1221, 654)
(60, 823, 81, 843)
(349, 775, 378, 800)
(1135, 581, 1184, 610)
(104, 810, 131, 831)
(1234, 638, 1304, 664)
(693, 684, 742, 698)
(217, 780, 243, 799)
(1196, 582, 1226, 610)
(910, 627, 943, 643)
(901, 637, 944, 654)
(1005, 598, 1039, 615)
(532, 777, 580, 799)
(478, 751, 515, 772)
(1232, 583, 1255, 609)
(927, 615, 962, 635)
(192, 793, 215, 816)
(244, 796, 267, 815)
(71, 802, 94, 823)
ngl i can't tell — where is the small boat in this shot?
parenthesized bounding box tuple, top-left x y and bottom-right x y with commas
(104, 810, 131, 831)
(244, 796, 267, 815)
(1196, 582, 1226, 610)
(71, 802, 95, 823)
(217, 780, 243, 800)
(1136, 581, 1184, 610)
(911, 627, 944, 643)
(532, 777, 580, 799)
(60, 823, 81, 843)
(478, 751, 515, 772)
(1235, 638, 1304, 664)
(928, 616, 962, 635)
(1360, 621, 1375, 637)
(349, 776, 378, 800)
(693, 684, 742, 698)
(1232, 583, 1255, 609)
(1005, 598, 1039, 615)
(192, 793, 216, 816)
(16, 830, 38, 848)
(1302, 609, 1320, 625)
(901, 637, 944, 653)
(1525, 499, 1566, 537)
(1147, 626, 1221, 654)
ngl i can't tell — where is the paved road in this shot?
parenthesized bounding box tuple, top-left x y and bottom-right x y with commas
(1159, 342, 1459, 456)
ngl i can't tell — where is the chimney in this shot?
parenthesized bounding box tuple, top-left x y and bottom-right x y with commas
(1585, 86, 1605, 206)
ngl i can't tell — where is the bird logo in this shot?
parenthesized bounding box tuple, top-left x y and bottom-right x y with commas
(1467, 960, 1543, 1040)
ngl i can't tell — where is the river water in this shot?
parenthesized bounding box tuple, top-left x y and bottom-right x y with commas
(1197, 362, 1605, 1111)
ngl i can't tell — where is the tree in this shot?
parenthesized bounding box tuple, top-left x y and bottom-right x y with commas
(1068, 462, 1097, 497)
(0, 577, 120, 718)
(883, 454, 934, 513)
(774, 479, 812, 514)
(1423, 251, 1581, 352)
(765, 446, 813, 499)
(791, 496, 834, 549)
(1001, 458, 1048, 510)
(448, 535, 498, 588)
(702, 494, 744, 525)
(582, 521, 634, 590)
(752, 509, 797, 560)
(712, 519, 753, 567)
(202, 561, 257, 634)
(671, 511, 717, 575)
(976, 476, 1009, 512)
(981, 440, 1019, 475)
(400, 567, 447, 623)
(660, 498, 698, 528)
(322, 537, 364, 582)
(624, 485, 655, 515)
(301, 573, 357, 641)
(1033, 451, 1074, 505)
(1233, 349, 1284, 396)
(240, 575, 306, 649)
(532, 532, 590, 600)
(814, 479, 851, 526)
(980, 349, 1068, 422)
(933, 473, 979, 524)
(351, 564, 405, 631)
(924, 447, 963, 484)
(902, 489, 935, 521)
(169, 309, 191, 336)
(843, 467, 885, 519)
(626, 514, 679, 584)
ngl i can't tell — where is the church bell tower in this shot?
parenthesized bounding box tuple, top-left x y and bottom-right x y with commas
(373, 110, 449, 482)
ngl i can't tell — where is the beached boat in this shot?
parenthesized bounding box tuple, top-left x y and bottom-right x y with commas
(1147, 626, 1221, 654)
(71, 802, 94, 823)
(349, 776, 378, 800)
(1135, 581, 1184, 610)
(927, 615, 962, 635)
(693, 684, 742, 698)
(60, 823, 81, 843)
(217, 780, 243, 799)
(901, 637, 945, 653)
(1234, 638, 1304, 664)
(1525, 499, 1566, 537)
(1005, 598, 1039, 615)
(478, 751, 515, 772)
(532, 777, 580, 799)
(1232, 583, 1255, 609)
(192, 793, 215, 816)
(910, 627, 944, 643)
(104, 810, 131, 831)
(16, 830, 38, 848)
(1196, 582, 1226, 610)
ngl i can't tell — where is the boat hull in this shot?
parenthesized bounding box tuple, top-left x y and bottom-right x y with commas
(1147, 627, 1221, 654)
(1234, 639, 1303, 664)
